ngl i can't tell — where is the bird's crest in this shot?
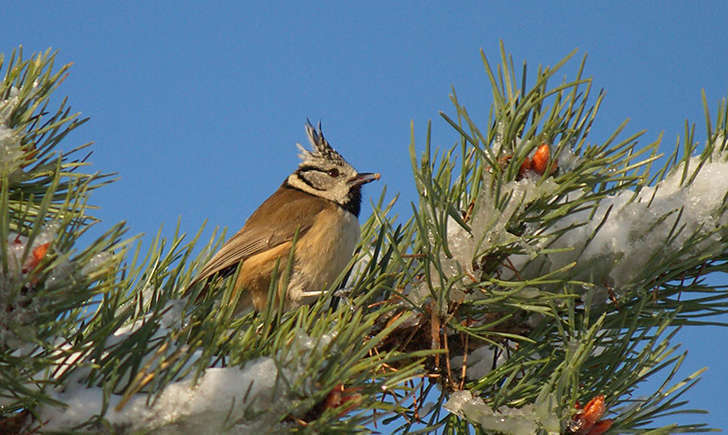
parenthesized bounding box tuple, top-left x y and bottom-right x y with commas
(297, 121, 349, 167)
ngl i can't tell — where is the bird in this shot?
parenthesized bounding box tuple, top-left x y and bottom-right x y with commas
(187, 122, 380, 312)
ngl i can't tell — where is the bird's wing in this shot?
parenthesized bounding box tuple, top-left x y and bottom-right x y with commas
(189, 186, 328, 287)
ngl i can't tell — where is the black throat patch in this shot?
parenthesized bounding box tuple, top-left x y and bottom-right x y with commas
(343, 185, 362, 217)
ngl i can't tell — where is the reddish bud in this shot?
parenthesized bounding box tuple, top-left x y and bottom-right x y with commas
(33, 243, 50, 262)
(519, 157, 532, 176)
(568, 395, 610, 435)
(587, 419, 613, 435)
(531, 143, 552, 174)
(581, 395, 606, 427)
(324, 384, 363, 417)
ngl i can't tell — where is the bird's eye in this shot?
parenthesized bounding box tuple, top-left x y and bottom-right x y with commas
(328, 168, 340, 177)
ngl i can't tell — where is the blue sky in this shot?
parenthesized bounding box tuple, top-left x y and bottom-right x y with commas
(3, 1, 727, 430)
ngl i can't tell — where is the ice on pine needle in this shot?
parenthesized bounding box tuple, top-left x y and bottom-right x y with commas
(440, 175, 559, 292)
(0, 86, 25, 178)
(513, 140, 728, 301)
(80, 251, 114, 276)
(1, 222, 59, 281)
(441, 136, 728, 306)
(445, 390, 559, 435)
(34, 314, 335, 433)
(39, 359, 282, 434)
(0, 223, 60, 347)
(408, 173, 558, 313)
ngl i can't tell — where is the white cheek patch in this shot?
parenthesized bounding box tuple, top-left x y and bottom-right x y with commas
(287, 170, 358, 207)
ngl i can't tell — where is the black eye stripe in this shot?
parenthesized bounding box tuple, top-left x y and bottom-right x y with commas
(297, 165, 321, 173)
(298, 166, 340, 177)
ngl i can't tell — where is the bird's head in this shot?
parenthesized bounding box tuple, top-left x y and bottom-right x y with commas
(287, 121, 380, 216)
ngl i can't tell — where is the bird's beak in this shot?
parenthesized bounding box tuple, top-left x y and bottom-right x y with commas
(349, 172, 381, 186)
